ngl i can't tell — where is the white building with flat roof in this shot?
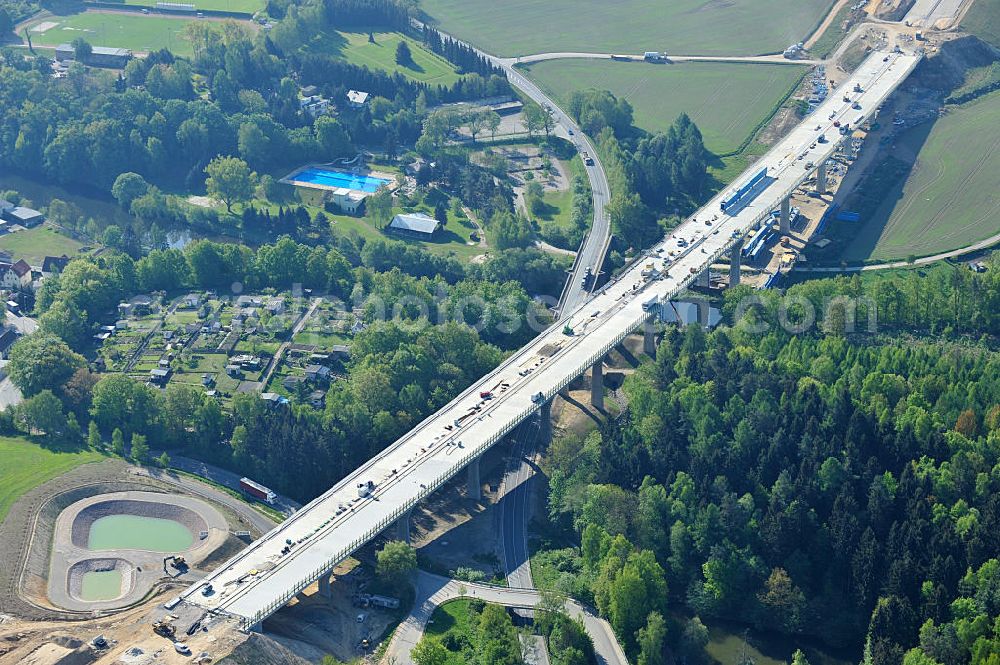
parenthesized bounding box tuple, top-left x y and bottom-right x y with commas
(330, 188, 368, 215)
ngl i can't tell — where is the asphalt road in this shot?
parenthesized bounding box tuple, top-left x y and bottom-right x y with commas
(411, 18, 613, 318)
(167, 453, 301, 518)
(384, 570, 629, 665)
(498, 418, 542, 589)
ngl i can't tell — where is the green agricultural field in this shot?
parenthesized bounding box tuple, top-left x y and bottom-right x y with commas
(961, 0, 1000, 49)
(303, 30, 464, 86)
(0, 225, 86, 265)
(840, 91, 1000, 262)
(520, 60, 806, 155)
(24, 12, 197, 56)
(420, 0, 833, 57)
(0, 438, 104, 523)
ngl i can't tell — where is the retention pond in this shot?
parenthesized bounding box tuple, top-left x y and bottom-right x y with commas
(79, 570, 124, 601)
(88, 514, 194, 552)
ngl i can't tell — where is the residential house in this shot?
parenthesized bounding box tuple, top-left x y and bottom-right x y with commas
(149, 368, 172, 385)
(304, 364, 331, 382)
(118, 294, 155, 318)
(261, 392, 285, 406)
(42, 255, 71, 274)
(0, 260, 32, 289)
(0, 326, 20, 359)
(309, 390, 326, 408)
(346, 90, 370, 109)
(300, 95, 332, 118)
(265, 297, 285, 315)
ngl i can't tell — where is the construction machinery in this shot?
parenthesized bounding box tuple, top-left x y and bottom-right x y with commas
(152, 621, 176, 638)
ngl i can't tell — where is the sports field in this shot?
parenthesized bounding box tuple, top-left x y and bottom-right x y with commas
(841, 91, 1000, 262)
(520, 60, 806, 154)
(0, 225, 86, 265)
(98, 0, 263, 14)
(420, 0, 833, 57)
(0, 437, 103, 523)
(303, 30, 464, 86)
(24, 11, 197, 56)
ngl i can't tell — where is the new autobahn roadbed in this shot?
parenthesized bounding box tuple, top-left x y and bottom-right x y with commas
(179, 50, 921, 630)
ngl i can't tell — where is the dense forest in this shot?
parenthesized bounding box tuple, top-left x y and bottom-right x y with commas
(536, 255, 1000, 664)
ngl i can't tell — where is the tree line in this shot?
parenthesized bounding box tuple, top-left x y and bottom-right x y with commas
(535, 255, 1000, 664)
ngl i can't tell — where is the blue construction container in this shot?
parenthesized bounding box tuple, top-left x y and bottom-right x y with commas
(721, 167, 768, 213)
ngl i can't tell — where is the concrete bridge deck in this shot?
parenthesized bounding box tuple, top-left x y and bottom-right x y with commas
(178, 49, 921, 630)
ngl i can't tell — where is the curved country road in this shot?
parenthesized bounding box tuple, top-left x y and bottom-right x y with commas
(794, 231, 1000, 273)
(384, 570, 628, 665)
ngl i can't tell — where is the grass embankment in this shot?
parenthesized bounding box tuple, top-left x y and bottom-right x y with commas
(420, 0, 834, 57)
(302, 29, 464, 86)
(837, 90, 1000, 262)
(0, 437, 104, 523)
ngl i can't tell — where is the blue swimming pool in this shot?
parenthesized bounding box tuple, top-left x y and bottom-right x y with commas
(292, 167, 390, 193)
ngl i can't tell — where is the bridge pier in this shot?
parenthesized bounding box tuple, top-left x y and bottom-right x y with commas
(816, 160, 828, 195)
(730, 238, 743, 287)
(591, 357, 605, 410)
(696, 268, 710, 288)
(779, 197, 791, 234)
(395, 506, 413, 544)
(467, 455, 482, 501)
(697, 300, 711, 328)
(539, 400, 552, 443)
(643, 323, 657, 358)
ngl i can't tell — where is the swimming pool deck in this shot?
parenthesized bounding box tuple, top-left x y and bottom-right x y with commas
(279, 164, 396, 194)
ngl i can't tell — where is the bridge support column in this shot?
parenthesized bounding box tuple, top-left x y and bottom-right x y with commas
(696, 268, 710, 288)
(816, 160, 828, 195)
(591, 357, 604, 411)
(643, 323, 657, 358)
(697, 300, 711, 328)
(779, 197, 791, 234)
(730, 238, 743, 287)
(467, 455, 482, 501)
(318, 571, 332, 599)
(539, 400, 553, 444)
(395, 506, 413, 544)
